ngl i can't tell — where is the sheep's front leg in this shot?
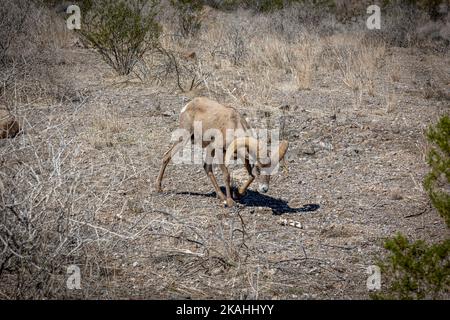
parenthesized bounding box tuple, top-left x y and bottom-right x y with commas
(237, 177, 255, 197)
(236, 160, 255, 197)
(219, 164, 235, 207)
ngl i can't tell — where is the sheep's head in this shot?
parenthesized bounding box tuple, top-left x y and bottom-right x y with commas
(225, 137, 289, 194)
(253, 139, 288, 193)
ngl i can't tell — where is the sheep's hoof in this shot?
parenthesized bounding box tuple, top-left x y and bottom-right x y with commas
(224, 199, 236, 207)
(155, 186, 163, 193)
(233, 190, 245, 199)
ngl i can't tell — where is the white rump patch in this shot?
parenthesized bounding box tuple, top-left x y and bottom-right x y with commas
(181, 103, 189, 114)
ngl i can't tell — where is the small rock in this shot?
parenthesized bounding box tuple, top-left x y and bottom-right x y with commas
(344, 146, 361, 157)
(390, 190, 403, 200)
(0, 109, 20, 139)
(318, 141, 333, 151)
(162, 111, 174, 117)
(300, 145, 315, 155)
(392, 127, 401, 134)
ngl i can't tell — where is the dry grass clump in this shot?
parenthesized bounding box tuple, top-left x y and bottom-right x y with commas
(1, 102, 149, 298)
(137, 7, 324, 104)
(0, 0, 78, 105)
(422, 58, 450, 101)
(322, 34, 386, 105)
(0, 112, 92, 298)
(142, 4, 391, 109)
(292, 39, 318, 91)
(82, 102, 134, 150)
(384, 90, 400, 114)
(381, 2, 432, 48)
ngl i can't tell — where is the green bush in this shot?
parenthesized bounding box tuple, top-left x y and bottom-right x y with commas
(78, 0, 161, 75)
(253, 0, 284, 12)
(204, 0, 241, 11)
(170, 0, 203, 37)
(383, 0, 446, 20)
(424, 115, 450, 227)
(373, 234, 450, 299)
(374, 116, 450, 299)
(203, 0, 287, 12)
(204, 0, 445, 17)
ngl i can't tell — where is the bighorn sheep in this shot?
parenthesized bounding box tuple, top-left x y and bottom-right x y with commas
(155, 97, 289, 207)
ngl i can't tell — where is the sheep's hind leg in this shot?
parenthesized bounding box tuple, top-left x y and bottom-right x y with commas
(219, 164, 235, 207)
(203, 145, 226, 201)
(204, 163, 226, 201)
(155, 139, 186, 192)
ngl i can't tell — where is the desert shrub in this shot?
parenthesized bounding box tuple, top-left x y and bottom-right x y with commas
(170, 0, 204, 37)
(251, 0, 285, 12)
(203, 0, 241, 10)
(155, 44, 209, 92)
(0, 0, 76, 103)
(78, 0, 161, 75)
(328, 36, 385, 98)
(39, 0, 94, 12)
(424, 115, 450, 227)
(0, 0, 32, 66)
(0, 0, 36, 66)
(383, 0, 448, 20)
(203, 0, 314, 12)
(0, 112, 138, 298)
(374, 116, 450, 299)
(374, 234, 450, 300)
(380, 2, 428, 47)
(1, 131, 86, 298)
(0, 0, 32, 101)
(227, 25, 247, 65)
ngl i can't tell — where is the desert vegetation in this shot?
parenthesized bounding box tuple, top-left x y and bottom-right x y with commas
(0, 0, 449, 299)
(374, 115, 449, 299)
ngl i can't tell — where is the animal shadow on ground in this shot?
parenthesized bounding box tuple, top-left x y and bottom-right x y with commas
(176, 188, 320, 215)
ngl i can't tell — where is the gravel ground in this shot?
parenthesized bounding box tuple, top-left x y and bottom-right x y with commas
(1, 38, 449, 299)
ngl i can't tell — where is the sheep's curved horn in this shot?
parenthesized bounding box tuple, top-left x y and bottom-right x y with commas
(269, 140, 289, 165)
(225, 137, 269, 166)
